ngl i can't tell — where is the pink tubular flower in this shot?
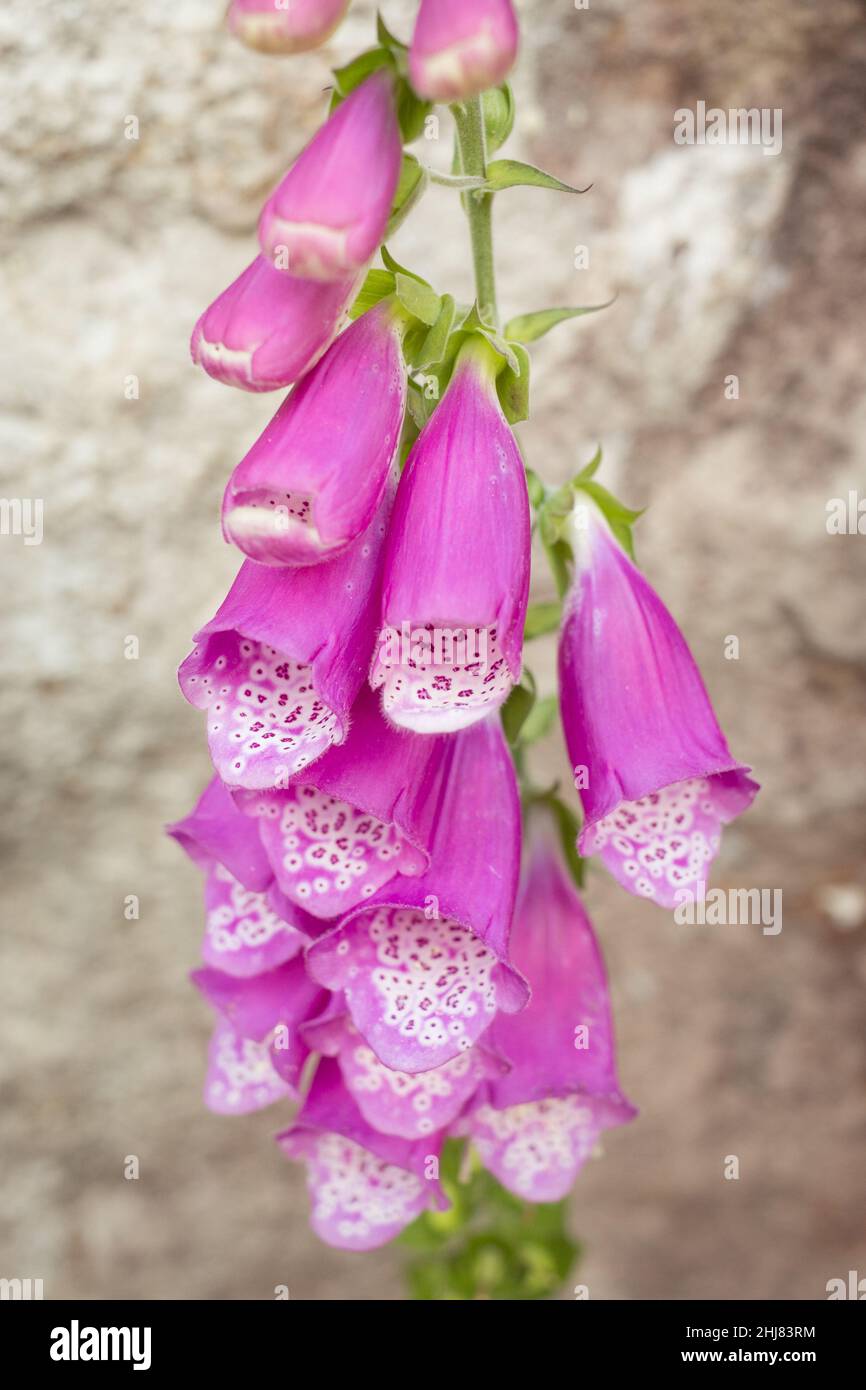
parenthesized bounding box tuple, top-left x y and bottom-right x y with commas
(409, 0, 518, 102)
(277, 1058, 447, 1250)
(178, 480, 393, 790)
(306, 715, 528, 1075)
(370, 337, 530, 733)
(235, 685, 443, 920)
(458, 834, 636, 1202)
(558, 501, 759, 908)
(228, 0, 350, 56)
(258, 71, 402, 283)
(221, 301, 407, 566)
(190, 256, 358, 393)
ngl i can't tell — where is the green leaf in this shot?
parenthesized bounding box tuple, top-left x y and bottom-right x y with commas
(395, 273, 441, 327)
(386, 154, 428, 237)
(331, 48, 391, 104)
(501, 673, 536, 747)
(496, 340, 531, 424)
(504, 299, 615, 343)
(485, 159, 591, 196)
(348, 269, 396, 319)
(575, 445, 603, 482)
(524, 601, 562, 640)
(519, 694, 559, 745)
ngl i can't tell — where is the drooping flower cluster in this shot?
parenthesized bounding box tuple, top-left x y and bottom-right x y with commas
(170, 0, 757, 1256)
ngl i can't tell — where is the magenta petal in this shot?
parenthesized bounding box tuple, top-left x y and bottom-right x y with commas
(336, 1018, 503, 1140)
(178, 483, 392, 790)
(409, 0, 519, 102)
(235, 686, 440, 919)
(167, 775, 273, 891)
(204, 1020, 291, 1115)
(462, 1096, 611, 1202)
(202, 861, 308, 978)
(191, 956, 326, 1048)
(222, 304, 406, 566)
(371, 344, 530, 732)
(277, 1058, 446, 1251)
(307, 717, 528, 1073)
(258, 72, 402, 283)
(559, 508, 759, 907)
(190, 256, 357, 393)
(228, 0, 350, 55)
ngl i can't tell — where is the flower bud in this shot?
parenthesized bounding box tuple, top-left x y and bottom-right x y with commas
(409, 0, 519, 103)
(258, 71, 402, 282)
(228, 0, 350, 56)
(191, 255, 358, 393)
(222, 301, 406, 566)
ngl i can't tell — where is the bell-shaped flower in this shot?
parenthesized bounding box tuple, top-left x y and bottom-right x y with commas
(458, 832, 636, 1202)
(307, 715, 528, 1075)
(409, 0, 519, 102)
(221, 301, 407, 566)
(258, 71, 402, 283)
(192, 956, 327, 1100)
(277, 1058, 447, 1250)
(558, 501, 759, 908)
(191, 256, 358, 393)
(178, 480, 393, 790)
(228, 0, 350, 55)
(235, 685, 442, 920)
(370, 337, 530, 733)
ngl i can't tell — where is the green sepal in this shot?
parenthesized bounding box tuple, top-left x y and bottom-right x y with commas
(504, 299, 616, 343)
(524, 600, 562, 640)
(496, 340, 531, 424)
(525, 468, 546, 510)
(482, 84, 515, 155)
(348, 269, 396, 320)
(485, 158, 590, 196)
(376, 11, 407, 53)
(411, 294, 457, 370)
(396, 79, 433, 143)
(386, 153, 428, 237)
(574, 479, 644, 562)
(501, 670, 536, 747)
(331, 47, 392, 104)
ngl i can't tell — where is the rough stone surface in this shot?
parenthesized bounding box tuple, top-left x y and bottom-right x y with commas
(1, 0, 864, 1300)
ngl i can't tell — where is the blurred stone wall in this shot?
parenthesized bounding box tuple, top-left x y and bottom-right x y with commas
(1, 0, 864, 1299)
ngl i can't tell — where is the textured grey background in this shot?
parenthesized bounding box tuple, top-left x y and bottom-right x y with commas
(1, 0, 865, 1300)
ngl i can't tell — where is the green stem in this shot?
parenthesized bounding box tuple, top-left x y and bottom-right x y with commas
(452, 97, 498, 329)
